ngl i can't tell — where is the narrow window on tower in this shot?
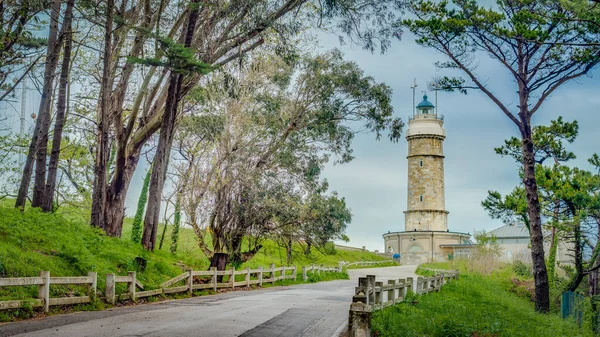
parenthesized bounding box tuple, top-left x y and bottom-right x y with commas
(419, 160, 423, 167)
(419, 195, 423, 202)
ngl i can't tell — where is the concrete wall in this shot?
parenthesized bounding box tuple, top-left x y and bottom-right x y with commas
(383, 232, 470, 265)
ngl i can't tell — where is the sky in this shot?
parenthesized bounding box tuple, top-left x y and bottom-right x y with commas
(1, 16, 599, 254)
(312, 32, 600, 252)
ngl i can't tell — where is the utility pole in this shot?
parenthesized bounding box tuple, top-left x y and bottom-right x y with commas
(410, 78, 417, 115)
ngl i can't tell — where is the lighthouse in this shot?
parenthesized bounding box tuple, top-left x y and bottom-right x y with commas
(404, 94, 448, 232)
(383, 93, 472, 264)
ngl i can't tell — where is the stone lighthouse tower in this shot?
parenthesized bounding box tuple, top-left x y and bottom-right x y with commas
(404, 94, 448, 232)
(382, 93, 472, 264)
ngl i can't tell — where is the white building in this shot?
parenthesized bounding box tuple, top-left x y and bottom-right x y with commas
(488, 223, 573, 266)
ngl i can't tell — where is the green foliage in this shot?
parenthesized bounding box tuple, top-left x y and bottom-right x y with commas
(127, 37, 215, 75)
(495, 117, 579, 165)
(513, 260, 532, 278)
(131, 167, 151, 243)
(169, 198, 181, 254)
(323, 242, 337, 255)
(372, 273, 594, 337)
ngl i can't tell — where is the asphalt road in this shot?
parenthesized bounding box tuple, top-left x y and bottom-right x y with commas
(0, 265, 417, 337)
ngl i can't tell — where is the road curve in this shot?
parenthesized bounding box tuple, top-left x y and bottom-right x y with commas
(0, 265, 417, 337)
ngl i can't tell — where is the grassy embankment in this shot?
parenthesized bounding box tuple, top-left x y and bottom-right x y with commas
(371, 261, 593, 337)
(0, 202, 385, 320)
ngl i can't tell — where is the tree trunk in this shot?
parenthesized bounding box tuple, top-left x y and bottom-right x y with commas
(591, 223, 600, 297)
(170, 196, 181, 254)
(210, 253, 229, 282)
(520, 119, 550, 313)
(141, 74, 181, 251)
(91, 0, 114, 230)
(158, 218, 168, 250)
(43, 0, 75, 212)
(286, 236, 293, 265)
(15, 0, 61, 210)
(104, 145, 141, 236)
(131, 166, 151, 242)
(141, 1, 199, 251)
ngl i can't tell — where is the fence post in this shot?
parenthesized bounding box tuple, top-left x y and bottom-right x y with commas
(270, 264, 275, 284)
(246, 267, 251, 287)
(406, 277, 413, 295)
(106, 273, 115, 305)
(387, 280, 396, 305)
(416, 277, 424, 295)
(231, 267, 236, 289)
(302, 266, 307, 281)
(397, 279, 406, 300)
(38, 271, 50, 312)
(349, 276, 372, 337)
(259, 266, 263, 286)
(293, 266, 297, 281)
(211, 267, 217, 292)
(375, 281, 383, 309)
(367, 275, 376, 304)
(88, 271, 97, 300)
(128, 271, 136, 301)
(338, 262, 344, 272)
(188, 269, 194, 296)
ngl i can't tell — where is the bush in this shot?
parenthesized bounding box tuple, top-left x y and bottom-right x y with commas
(513, 260, 532, 278)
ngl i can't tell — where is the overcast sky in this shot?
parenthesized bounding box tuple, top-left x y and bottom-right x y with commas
(2, 23, 598, 253)
(314, 32, 600, 251)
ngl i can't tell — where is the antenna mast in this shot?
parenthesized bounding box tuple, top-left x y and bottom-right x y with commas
(410, 78, 417, 115)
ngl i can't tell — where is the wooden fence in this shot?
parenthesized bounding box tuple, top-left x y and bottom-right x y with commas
(0, 271, 97, 312)
(0, 263, 342, 312)
(348, 270, 459, 337)
(343, 260, 396, 268)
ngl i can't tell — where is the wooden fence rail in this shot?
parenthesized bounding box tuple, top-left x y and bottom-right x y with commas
(343, 260, 396, 268)
(0, 263, 342, 312)
(0, 271, 97, 312)
(348, 270, 459, 337)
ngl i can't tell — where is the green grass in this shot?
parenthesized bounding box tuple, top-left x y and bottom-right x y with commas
(372, 265, 592, 337)
(0, 202, 382, 320)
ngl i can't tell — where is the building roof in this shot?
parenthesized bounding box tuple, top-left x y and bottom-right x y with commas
(416, 94, 435, 109)
(488, 223, 529, 238)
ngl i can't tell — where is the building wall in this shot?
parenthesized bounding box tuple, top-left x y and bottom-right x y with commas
(383, 232, 470, 265)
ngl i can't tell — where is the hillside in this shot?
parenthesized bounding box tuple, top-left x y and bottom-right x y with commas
(371, 263, 593, 337)
(0, 203, 385, 301)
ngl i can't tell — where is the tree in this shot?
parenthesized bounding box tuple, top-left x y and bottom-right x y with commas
(0, 0, 47, 102)
(43, 0, 76, 212)
(484, 118, 579, 284)
(16, 0, 63, 210)
(405, 0, 600, 312)
(178, 50, 402, 270)
(85, 0, 404, 238)
(90, 0, 115, 230)
(141, 0, 211, 251)
(483, 119, 600, 295)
